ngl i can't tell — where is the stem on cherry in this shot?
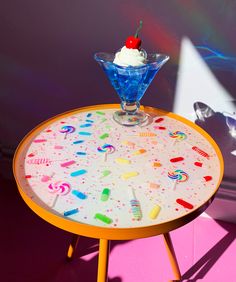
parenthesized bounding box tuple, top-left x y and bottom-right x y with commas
(134, 20, 143, 38)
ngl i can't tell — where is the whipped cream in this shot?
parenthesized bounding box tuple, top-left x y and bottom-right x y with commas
(113, 46, 147, 67)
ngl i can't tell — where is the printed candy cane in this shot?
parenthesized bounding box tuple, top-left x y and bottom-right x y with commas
(128, 132, 157, 137)
(27, 158, 68, 165)
(128, 188, 142, 220)
(27, 158, 52, 165)
(191, 146, 210, 159)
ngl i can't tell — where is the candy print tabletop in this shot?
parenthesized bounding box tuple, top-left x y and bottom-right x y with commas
(13, 104, 224, 240)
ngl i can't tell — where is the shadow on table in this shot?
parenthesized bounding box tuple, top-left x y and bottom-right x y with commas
(193, 101, 236, 181)
(0, 175, 124, 282)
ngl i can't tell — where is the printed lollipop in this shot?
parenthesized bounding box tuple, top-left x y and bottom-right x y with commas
(168, 169, 188, 190)
(97, 144, 115, 161)
(60, 125, 76, 139)
(169, 131, 187, 146)
(48, 181, 71, 207)
(169, 131, 210, 158)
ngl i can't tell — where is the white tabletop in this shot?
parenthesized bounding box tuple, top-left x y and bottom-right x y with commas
(15, 106, 223, 230)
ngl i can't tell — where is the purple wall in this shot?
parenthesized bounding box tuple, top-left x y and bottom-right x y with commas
(1, 0, 236, 151)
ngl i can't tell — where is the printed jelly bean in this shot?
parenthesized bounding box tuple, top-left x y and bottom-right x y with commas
(54, 145, 64, 149)
(176, 198, 194, 209)
(155, 117, 164, 123)
(78, 131, 91, 136)
(73, 140, 84, 144)
(101, 188, 110, 201)
(194, 162, 203, 167)
(95, 213, 112, 224)
(121, 171, 139, 180)
(99, 133, 109, 139)
(153, 162, 162, 167)
(80, 124, 92, 128)
(154, 126, 166, 130)
(149, 183, 160, 189)
(204, 176, 212, 182)
(64, 208, 79, 216)
(115, 158, 131, 164)
(72, 190, 87, 199)
(70, 169, 87, 177)
(149, 205, 161, 219)
(60, 160, 76, 167)
(133, 149, 146, 155)
(101, 170, 111, 177)
(170, 157, 184, 163)
(96, 111, 105, 115)
(76, 152, 86, 156)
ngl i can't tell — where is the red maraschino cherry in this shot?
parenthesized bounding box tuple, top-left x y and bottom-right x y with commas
(125, 20, 143, 49)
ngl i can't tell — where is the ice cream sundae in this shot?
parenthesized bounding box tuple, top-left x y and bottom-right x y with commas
(94, 21, 169, 126)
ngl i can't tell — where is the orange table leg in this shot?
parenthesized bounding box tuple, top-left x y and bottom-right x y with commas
(67, 234, 80, 260)
(97, 239, 110, 282)
(163, 233, 181, 280)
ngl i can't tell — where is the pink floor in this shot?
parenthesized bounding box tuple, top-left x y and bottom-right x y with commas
(107, 217, 236, 282)
(1, 175, 236, 282)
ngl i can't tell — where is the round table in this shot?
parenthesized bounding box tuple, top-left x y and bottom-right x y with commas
(13, 104, 224, 282)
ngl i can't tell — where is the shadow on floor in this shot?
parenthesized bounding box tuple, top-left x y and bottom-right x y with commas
(178, 220, 236, 282)
(0, 175, 124, 282)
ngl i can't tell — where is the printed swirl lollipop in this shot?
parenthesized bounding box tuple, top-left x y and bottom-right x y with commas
(169, 131, 210, 159)
(48, 181, 71, 207)
(169, 131, 210, 158)
(60, 125, 76, 139)
(97, 144, 115, 161)
(169, 131, 187, 146)
(168, 169, 189, 190)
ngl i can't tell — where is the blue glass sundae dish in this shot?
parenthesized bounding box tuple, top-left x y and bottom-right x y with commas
(95, 21, 169, 126)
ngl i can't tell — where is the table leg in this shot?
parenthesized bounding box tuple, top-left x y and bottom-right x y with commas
(163, 233, 181, 280)
(67, 234, 80, 260)
(97, 239, 110, 282)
